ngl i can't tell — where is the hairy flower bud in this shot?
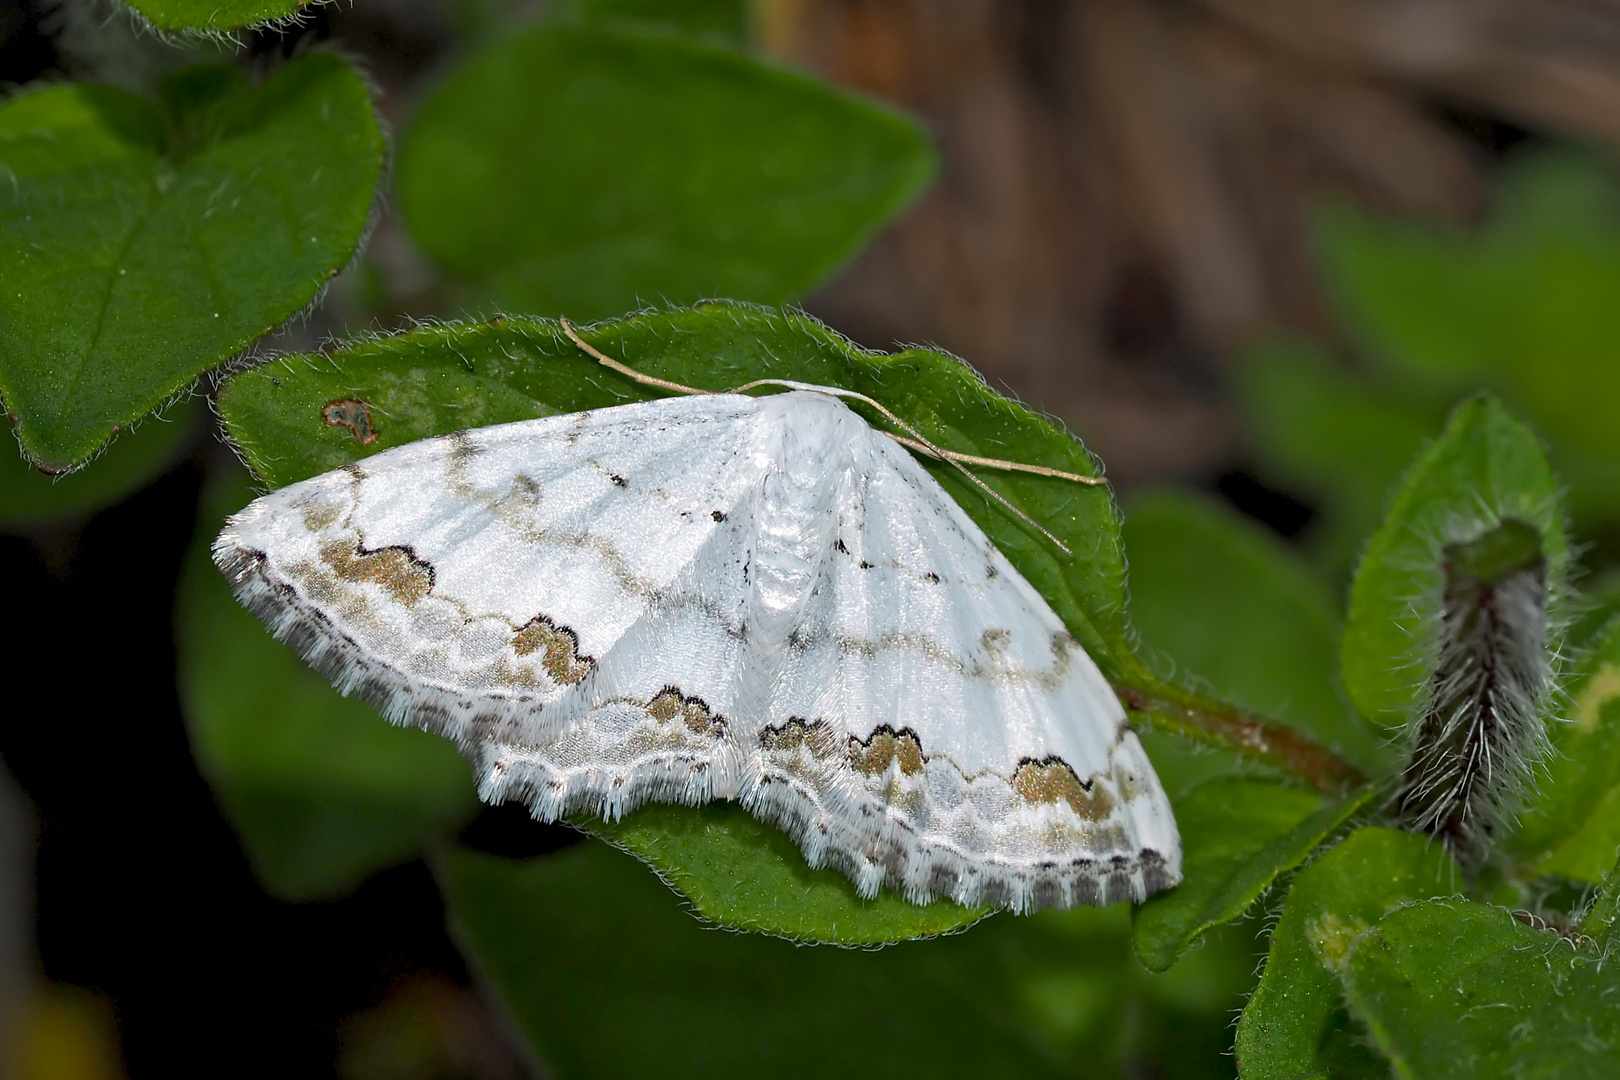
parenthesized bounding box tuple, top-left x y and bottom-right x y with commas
(1394, 518, 1552, 871)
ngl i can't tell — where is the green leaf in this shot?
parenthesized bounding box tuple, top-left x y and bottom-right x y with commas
(1341, 396, 1568, 733)
(439, 843, 1043, 1078)
(1235, 827, 1459, 1080)
(1320, 149, 1620, 409)
(1508, 616, 1620, 883)
(1123, 489, 1389, 775)
(1343, 897, 1620, 1078)
(0, 55, 384, 471)
(1570, 570, 1620, 651)
(395, 23, 935, 320)
(217, 303, 1126, 939)
(1132, 778, 1372, 972)
(1580, 860, 1620, 947)
(585, 803, 985, 943)
(1234, 336, 1437, 578)
(1317, 150, 1620, 522)
(0, 401, 196, 528)
(553, 0, 749, 41)
(437, 841, 1257, 1079)
(1317, 201, 1494, 393)
(117, 0, 303, 32)
(177, 472, 480, 900)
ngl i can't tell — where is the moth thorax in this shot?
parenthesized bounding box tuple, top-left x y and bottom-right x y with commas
(1394, 517, 1552, 872)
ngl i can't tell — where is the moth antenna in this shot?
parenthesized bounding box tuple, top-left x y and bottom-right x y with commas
(562, 318, 1102, 555)
(904, 436, 1078, 557)
(560, 317, 712, 398)
(882, 433, 1107, 486)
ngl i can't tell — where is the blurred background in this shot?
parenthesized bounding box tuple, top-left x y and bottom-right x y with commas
(3, 0, 1619, 1075)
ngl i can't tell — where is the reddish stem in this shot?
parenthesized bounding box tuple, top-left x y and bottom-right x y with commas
(1114, 682, 1367, 793)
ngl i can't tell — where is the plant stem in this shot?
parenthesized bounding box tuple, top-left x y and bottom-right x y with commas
(1114, 680, 1366, 793)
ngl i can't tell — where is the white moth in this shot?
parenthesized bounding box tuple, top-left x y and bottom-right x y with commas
(214, 353, 1180, 912)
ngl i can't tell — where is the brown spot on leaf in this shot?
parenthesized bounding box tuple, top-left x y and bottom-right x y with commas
(849, 726, 925, 777)
(320, 542, 433, 605)
(645, 687, 723, 736)
(323, 399, 378, 445)
(1013, 759, 1114, 820)
(511, 616, 593, 686)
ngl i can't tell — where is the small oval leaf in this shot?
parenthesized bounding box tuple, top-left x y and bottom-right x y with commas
(120, 0, 306, 32)
(0, 55, 384, 471)
(1235, 827, 1459, 1080)
(584, 803, 986, 943)
(396, 23, 936, 320)
(1344, 898, 1620, 1077)
(1341, 396, 1568, 733)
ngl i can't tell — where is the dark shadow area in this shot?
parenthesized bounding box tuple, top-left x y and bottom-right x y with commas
(458, 802, 582, 861)
(1212, 469, 1317, 541)
(0, 0, 59, 88)
(0, 460, 478, 1078)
